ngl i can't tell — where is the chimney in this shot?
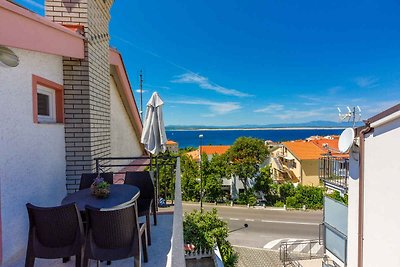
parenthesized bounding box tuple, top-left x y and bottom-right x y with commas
(45, 0, 114, 193)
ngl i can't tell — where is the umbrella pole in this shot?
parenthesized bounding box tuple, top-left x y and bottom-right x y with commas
(156, 155, 159, 211)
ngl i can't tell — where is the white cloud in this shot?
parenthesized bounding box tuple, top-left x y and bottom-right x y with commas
(254, 104, 285, 113)
(135, 89, 149, 93)
(355, 76, 378, 88)
(272, 107, 337, 121)
(172, 99, 241, 115)
(22, 0, 44, 9)
(171, 73, 251, 97)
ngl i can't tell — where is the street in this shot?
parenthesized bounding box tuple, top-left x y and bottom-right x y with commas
(182, 203, 323, 249)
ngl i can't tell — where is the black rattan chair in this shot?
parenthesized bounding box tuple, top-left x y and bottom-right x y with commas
(124, 171, 157, 245)
(25, 203, 84, 267)
(79, 172, 114, 190)
(83, 202, 148, 267)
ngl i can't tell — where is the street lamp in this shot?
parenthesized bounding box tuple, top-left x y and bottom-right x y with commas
(199, 134, 204, 211)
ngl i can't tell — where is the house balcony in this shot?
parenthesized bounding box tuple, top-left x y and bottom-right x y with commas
(7, 157, 186, 267)
(319, 156, 349, 193)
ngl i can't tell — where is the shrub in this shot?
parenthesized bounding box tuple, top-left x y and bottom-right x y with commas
(274, 201, 285, 207)
(284, 185, 324, 209)
(183, 209, 238, 267)
(326, 191, 348, 205)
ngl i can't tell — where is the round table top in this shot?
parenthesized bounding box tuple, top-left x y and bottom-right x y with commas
(62, 184, 140, 211)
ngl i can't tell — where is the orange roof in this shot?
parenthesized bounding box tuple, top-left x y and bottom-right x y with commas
(186, 150, 200, 160)
(283, 141, 325, 160)
(283, 137, 348, 160)
(166, 140, 178, 145)
(200, 145, 230, 155)
(185, 145, 230, 161)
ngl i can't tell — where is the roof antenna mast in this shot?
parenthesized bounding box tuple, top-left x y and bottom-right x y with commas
(139, 70, 143, 123)
(337, 106, 361, 128)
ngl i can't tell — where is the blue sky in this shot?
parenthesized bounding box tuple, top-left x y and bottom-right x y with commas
(18, 0, 400, 126)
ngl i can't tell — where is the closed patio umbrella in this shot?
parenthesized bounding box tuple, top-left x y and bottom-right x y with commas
(141, 92, 167, 155)
(141, 92, 167, 209)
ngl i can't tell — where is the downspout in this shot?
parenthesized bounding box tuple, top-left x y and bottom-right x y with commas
(357, 123, 372, 267)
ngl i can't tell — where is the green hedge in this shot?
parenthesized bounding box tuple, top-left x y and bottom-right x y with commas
(183, 209, 238, 267)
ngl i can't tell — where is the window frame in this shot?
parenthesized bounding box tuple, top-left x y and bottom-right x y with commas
(32, 75, 64, 124)
(37, 85, 56, 123)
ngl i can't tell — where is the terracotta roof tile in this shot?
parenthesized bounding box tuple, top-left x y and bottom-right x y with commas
(283, 137, 348, 160)
(166, 140, 177, 145)
(200, 145, 230, 155)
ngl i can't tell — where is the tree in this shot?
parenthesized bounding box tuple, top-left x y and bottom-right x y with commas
(180, 154, 200, 201)
(226, 137, 269, 193)
(202, 154, 225, 202)
(254, 165, 273, 193)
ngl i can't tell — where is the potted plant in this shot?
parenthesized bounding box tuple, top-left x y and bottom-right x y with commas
(91, 177, 111, 198)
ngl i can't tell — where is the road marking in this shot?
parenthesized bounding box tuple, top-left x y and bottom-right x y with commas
(263, 239, 283, 249)
(260, 220, 319, 226)
(229, 218, 239, 221)
(245, 219, 255, 222)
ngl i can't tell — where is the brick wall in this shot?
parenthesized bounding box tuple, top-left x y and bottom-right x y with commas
(45, 0, 114, 192)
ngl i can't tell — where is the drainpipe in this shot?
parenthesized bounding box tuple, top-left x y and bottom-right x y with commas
(357, 124, 372, 267)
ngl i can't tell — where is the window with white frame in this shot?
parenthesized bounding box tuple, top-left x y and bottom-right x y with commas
(37, 85, 56, 123)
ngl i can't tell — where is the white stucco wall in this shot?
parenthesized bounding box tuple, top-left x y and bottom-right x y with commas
(361, 117, 400, 267)
(0, 47, 66, 264)
(347, 151, 360, 267)
(110, 76, 142, 163)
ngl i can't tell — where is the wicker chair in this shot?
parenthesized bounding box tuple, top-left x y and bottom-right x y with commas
(25, 203, 84, 267)
(83, 202, 148, 267)
(79, 172, 114, 190)
(124, 171, 157, 245)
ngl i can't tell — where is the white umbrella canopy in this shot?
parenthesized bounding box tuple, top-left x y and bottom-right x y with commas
(141, 92, 168, 155)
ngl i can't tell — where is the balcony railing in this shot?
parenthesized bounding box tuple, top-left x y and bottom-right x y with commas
(280, 239, 324, 267)
(319, 156, 349, 193)
(323, 196, 348, 266)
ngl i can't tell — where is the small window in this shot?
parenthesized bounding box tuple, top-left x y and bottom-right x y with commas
(32, 75, 64, 124)
(37, 86, 56, 123)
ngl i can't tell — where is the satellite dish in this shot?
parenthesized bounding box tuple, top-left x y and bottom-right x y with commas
(338, 128, 355, 153)
(0, 46, 19, 67)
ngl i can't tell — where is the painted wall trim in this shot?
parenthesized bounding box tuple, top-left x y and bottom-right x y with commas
(109, 48, 144, 153)
(32, 74, 64, 123)
(0, 0, 84, 58)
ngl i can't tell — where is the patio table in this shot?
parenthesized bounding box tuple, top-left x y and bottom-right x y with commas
(62, 184, 140, 211)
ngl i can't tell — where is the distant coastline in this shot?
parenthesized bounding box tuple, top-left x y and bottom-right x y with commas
(168, 127, 346, 131)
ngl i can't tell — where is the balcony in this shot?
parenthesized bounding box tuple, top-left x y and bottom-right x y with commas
(319, 156, 349, 193)
(7, 157, 186, 267)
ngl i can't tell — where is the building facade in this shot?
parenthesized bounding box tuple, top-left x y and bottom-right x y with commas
(0, 1, 144, 264)
(320, 103, 400, 267)
(271, 136, 343, 186)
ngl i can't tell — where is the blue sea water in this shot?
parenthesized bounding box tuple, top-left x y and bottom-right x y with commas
(166, 129, 344, 148)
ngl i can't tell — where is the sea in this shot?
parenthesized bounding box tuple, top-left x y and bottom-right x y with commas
(166, 128, 344, 148)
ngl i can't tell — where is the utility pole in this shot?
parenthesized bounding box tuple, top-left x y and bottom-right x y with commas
(199, 134, 204, 212)
(139, 70, 143, 123)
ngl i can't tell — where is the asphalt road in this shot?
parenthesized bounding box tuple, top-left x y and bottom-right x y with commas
(182, 203, 323, 248)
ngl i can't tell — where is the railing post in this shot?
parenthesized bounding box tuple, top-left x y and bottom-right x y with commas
(95, 158, 99, 173)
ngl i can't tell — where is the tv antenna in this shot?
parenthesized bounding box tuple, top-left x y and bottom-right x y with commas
(139, 70, 143, 124)
(337, 106, 361, 128)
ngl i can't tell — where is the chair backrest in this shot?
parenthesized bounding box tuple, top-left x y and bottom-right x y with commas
(26, 203, 83, 248)
(85, 202, 138, 250)
(79, 172, 114, 190)
(124, 171, 154, 199)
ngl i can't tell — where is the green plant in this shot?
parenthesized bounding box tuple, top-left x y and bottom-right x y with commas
(326, 191, 348, 205)
(183, 209, 238, 267)
(274, 201, 285, 207)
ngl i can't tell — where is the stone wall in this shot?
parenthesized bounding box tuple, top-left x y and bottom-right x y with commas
(45, 0, 114, 192)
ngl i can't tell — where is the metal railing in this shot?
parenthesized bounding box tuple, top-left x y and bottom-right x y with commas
(280, 239, 324, 267)
(319, 156, 349, 193)
(94, 155, 178, 207)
